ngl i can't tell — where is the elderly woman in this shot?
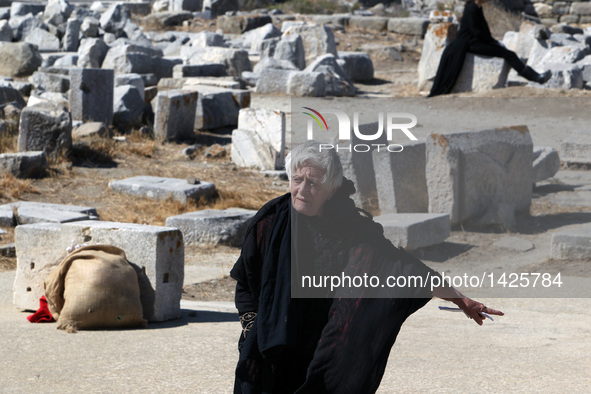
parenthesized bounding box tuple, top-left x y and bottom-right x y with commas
(231, 141, 503, 393)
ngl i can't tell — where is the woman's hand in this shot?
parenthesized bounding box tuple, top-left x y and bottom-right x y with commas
(454, 297, 504, 325)
(433, 284, 504, 325)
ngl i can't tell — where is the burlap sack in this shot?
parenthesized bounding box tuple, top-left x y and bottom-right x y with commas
(44, 245, 147, 333)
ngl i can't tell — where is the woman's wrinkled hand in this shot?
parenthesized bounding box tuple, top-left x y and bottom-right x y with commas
(456, 297, 504, 325)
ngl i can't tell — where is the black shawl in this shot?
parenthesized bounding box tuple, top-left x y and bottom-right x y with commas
(231, 180, 439, 393)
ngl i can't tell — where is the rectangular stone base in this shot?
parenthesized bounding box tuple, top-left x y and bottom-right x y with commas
(452, 53, 510, 93)
(13, 221, 184, 322)
(374, 213, 450, 250)
(551, 225, 591, 260)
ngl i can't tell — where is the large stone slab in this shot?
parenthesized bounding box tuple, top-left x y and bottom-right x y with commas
(387, 17, 430, 37)
(452, 53, 510, 93)
(0, 151, 47, 179)
(231, 129, 276, 170)
(109, 176, 216, 204)
(13, 220, 184, 322)
(153, 89, 198, 141)
(236, 107, 286, 169)
(0, 201, 98, 227)
(69, 68, 114, 125)
(374, 213, 450, 250)
(561, 131, 591, 165)
(426, 126, 533, 227)
(166, 208, 255, 246)
(551, 225, 591, 260)
(372, 141, 428, 214)
(17, 102, 72, 161)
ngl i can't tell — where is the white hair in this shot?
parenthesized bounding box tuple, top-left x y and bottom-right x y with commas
(285, 141, 343, 191)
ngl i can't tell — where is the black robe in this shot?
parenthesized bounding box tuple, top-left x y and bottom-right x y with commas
(231, 180, 439, 393)
(428, 1, 496, 97)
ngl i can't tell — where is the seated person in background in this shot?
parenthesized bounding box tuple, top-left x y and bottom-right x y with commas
(429, 0, 551, 97)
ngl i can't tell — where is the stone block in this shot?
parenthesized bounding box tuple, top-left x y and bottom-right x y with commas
(426, 126, 533, 227)
(18, 102, 72, 161)
(24, 28, 60, 52)
(0, 42, 42, 77)
(304, 54, 355, 97)
(387, 17, 430, 37)
(0, 84, 26, 108)
(452, 53, 510, 93)
(29, 71, 70, 93)
(99, 3, 130, 34)
(113, 85, 144, 131)
(374, 213, 450, 250)
(243, 23, 281, 51)
(166, 208, 255, 246)
(13, 220, 184, 322)
(538, 45, 588, 66)
(340, 122, 386, 215)
(551, 225, 591, 260)
(11, 2, 45, 17)
(0, 201, 98, 227)
(337, 51, 374, 82)
(77, 38, 109, 69)
(533, 146, 560, 183)
(237, 108, 286, 169)
(282, 24, 337, 68)
(576, 56, 591, 82)
(286, 71, 325, 97)
(372, 141, 428, 214)
(360, 44, 404, 63)
(255, 68, 292, 94)
(170, 0, 203, 12)
(186, 47, 251, 78)
(216, 14, 271, 34)
(69, 68, 114, 125)
(188, 85, 246, 130)
(0, 151, 47, 179)
(561, 131, 591, 165)
(109, 176, 216, 204)
(81, 17, 99, 38)
(115, 73, 145, 101)
(274, 32, 306, 70)
(231, 129, 277, 170)
(418, 22, 457, 91)
(172, 64, 227, 78)
(349, 16, 388, 32)
(63, 18, 80, 52)
(153, 89, 198, 141)
(534, 64, 584, 90)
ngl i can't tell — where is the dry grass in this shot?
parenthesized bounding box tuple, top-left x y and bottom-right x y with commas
(0, 122, 19, 154)
(484, 1, 522, 39)
(0, 172, 38, 200)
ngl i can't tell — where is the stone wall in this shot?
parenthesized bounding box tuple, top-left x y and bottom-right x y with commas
(532, 1, 591, 24)
(404, 0, 591, 25)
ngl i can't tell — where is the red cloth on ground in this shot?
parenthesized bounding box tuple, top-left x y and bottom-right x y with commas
(27, 296, 55, 323)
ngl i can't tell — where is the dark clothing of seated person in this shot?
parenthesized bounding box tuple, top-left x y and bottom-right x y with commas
(429, 0, 551, 97)
(231, 141, 504, 393)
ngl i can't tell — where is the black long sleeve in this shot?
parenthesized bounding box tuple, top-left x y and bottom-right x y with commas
(461, 2, 495, 44)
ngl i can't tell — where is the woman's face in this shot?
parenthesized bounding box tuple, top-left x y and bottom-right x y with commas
(290, 165, 336, 216)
